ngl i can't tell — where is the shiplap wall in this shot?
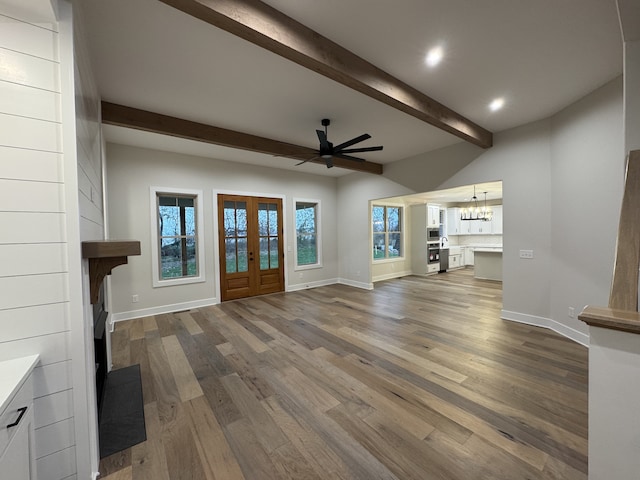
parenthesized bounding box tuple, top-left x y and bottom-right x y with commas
(71, 0, 104, 476)
(0, 1, 94, 478)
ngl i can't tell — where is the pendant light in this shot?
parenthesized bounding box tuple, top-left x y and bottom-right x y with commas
(460, 186, 492, 221)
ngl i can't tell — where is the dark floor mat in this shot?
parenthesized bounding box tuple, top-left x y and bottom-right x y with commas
(99, 364, 146, 458)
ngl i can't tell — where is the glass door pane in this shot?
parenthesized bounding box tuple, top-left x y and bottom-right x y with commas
(224, 201, 248, 273)
(258, 202, 278, 270)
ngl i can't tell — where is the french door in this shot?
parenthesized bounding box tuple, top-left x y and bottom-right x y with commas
(218, 194, 285, 301)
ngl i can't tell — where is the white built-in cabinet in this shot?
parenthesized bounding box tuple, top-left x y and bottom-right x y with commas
(491, 205, 503, 234)
(411, 204, 441, 274)
(463, 247, 475, 266)
(0, 356, 39, 480)
(427, 204, 440, 228)
(446, 208, 461, 235)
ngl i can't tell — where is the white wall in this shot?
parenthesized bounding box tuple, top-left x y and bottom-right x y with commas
(105, 143, 339, 319)
(0, 2, 82, 478)
(337, 78, 623, 345)
(549, 78, 624, 337)
(337, 174, 414, 288)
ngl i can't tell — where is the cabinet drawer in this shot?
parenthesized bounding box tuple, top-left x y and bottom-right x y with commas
(0, 375, 33, 458)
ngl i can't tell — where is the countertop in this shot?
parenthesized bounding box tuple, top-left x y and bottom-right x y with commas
(449, 245, 502, 253)
(0, 355, 39, 414)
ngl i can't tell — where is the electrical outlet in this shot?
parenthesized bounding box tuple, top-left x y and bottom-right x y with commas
(132, 294, 139, 303)
(568, 307, 575, 318)
(519, 249, 534, 259)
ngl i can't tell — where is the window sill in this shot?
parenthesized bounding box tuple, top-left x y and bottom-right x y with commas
(373, 257, 405, 264)
(294, 263, 323, 271)
(152, 274, 206, 288)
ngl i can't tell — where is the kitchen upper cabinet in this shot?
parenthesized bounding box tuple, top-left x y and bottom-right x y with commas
(446, 208, 461, 235)
(491, 205, 503, 234)
(427, 204, 440, 228)
(450, 205, 502, 235)
(469, 219, 491, 235)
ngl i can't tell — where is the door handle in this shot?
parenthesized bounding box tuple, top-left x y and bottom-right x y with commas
(7, 406, 27, 428)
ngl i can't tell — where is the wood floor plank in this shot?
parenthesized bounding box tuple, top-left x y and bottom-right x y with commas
(131, 402, 170, 480)
(99, 466, 133, 480)
(178, 311, 204, 336)
(220, 373, 289, 454)
(129, 338, 157, 405)
(260, 395, 356, 480)
(103, 269, 587, 480)
(184, 395, 245, 480)
(143, 315, 158, 333)
(161, 402, 208, 480)
(161, 335, 204, 402)
(224, 417, 282, 479)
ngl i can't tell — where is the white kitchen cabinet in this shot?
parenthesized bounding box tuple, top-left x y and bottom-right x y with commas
(491, 205, 503, 234)
(463, 247, 474, 266)
(427, 204, 440, 228)
(449, 253, 462, 269)
(446, 208, 461, 235)
(470, 220, 492, 235)
(0, 356, 38, 480)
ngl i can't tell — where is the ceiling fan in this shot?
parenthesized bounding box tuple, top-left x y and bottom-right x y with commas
(297, 118, 383, 168)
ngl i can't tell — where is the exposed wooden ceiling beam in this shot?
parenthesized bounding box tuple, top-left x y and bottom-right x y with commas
(101, 102, 384, 175)
(157, 0, 493, 149)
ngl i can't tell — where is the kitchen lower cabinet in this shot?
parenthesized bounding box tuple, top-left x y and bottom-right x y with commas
(0, 356, 38, 480)
(0, 406, 35, 480)
(449, 253, 462, 269)
(463, 247, 474, 266)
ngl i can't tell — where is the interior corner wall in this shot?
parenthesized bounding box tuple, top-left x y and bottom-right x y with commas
(105, 143, 339, 319)
(336, 173, 414, 287)
(549, 77, 624, 336)
(434, 119, 554, 322)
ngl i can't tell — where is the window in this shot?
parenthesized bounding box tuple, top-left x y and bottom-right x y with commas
(295, 199, 321, 268)
(372, 205, 403, 260)
(150, 187, 205, 287)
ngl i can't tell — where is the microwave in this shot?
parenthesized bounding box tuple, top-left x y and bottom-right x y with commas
(427, 228, 440, 242)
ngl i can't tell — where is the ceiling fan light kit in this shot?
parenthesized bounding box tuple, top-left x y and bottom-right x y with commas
(460, 185, 493, 221)
(296, 118, 383, 168)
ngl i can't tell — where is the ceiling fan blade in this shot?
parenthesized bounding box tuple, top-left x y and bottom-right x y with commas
(339, 145, 383, 154)
(333, 153, 366, 162)
(295, 155, 320, 166)
(316, 129, 330, 150)
(333, 133, 371, 151)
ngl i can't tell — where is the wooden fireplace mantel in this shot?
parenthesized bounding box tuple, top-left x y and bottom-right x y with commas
(82, 240, 141, 304)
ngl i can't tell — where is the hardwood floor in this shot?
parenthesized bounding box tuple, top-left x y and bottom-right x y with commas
(99, 269, 588, 479)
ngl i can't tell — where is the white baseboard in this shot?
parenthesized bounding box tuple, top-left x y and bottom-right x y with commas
(287, 278, 339, 292)
(338, 277, 374, 290)
(501, 310, 589, 347)
(110, 297, 219, 323)
(372, 270, 412, 283)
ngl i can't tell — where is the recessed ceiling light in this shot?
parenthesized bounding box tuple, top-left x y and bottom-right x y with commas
(425, 46, 444, 67)
(489, 97, 505, 111)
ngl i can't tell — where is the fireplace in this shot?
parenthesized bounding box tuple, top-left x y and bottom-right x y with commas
(93, 284, 108, 416)
(81, 240, 141, 417)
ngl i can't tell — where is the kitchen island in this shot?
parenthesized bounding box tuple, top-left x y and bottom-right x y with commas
(473, 248, 502, 281)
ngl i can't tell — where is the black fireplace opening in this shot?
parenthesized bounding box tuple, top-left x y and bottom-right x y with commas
(93, 284, 108, 418)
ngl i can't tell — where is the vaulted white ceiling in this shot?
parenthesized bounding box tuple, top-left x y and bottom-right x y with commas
(82, 0, 622, 177)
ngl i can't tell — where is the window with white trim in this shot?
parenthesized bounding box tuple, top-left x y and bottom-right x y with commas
(372, 205, 403, 260)
(150, 187, 205, 287)
(295, 199, 321, 268)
